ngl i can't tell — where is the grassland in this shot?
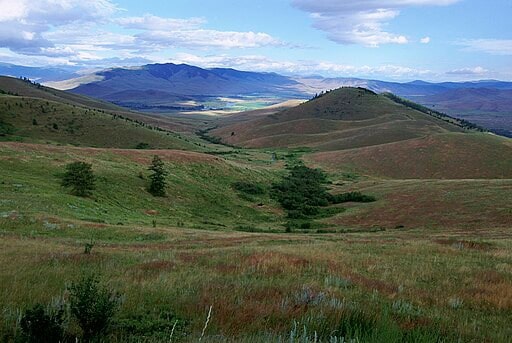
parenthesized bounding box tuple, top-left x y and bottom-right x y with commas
(1, 218, 511, 342)
(0, 142, 281, 230)
(0, 95, 205, 150)
(0, 84, 511, 342)
(1, 141, 511, 342)
(306, 133, 512, 179)
(212, 88, 463, 150)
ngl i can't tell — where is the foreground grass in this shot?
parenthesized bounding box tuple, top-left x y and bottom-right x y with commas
(0, 218, 511, 342)
(1, 141, 511, 341)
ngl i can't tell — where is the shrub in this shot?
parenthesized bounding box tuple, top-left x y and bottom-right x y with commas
(148, 155, 167, 197)
(272, 165, 331, 218)
(20, 303, 66, 343)
(232, 181, 266, 195)
(84, 241, 95, 254)
(329, 191, 376, 204)
(68, 274, 121, 342)
(61, 162, 96, 197)
(135, 142, 150, 149)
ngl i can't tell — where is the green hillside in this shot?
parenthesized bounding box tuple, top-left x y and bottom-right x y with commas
(0, 76, 126, 112)
(0, 142, 281, 230)
(1, 141, 511, 342)
(1, 82, 511, 342)
(213, 87, 464, 150)
(0, 94, 202, 149)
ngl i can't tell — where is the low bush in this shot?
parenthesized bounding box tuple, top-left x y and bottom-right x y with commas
(68, 274, 122, 342)
(19, 303, 66, 343)
(232, 181, 266, 195)
(329, 191, 376, 204)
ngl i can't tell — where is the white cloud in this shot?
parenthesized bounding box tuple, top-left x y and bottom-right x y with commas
(292, 0, 459, 47)
(420, 36, 431, 44)
(0, 3, 286, 59)
(446, 66, 488, 75)
(117, 15, 285, 50)
(172, 53, 432, 79)
(135, 29, 283, 50)
(0, 0, 117, 56)
(458, 39, 512, 56)
(117, 15, 205, 31)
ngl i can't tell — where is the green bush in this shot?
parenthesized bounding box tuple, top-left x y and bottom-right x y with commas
(19, 303, 66, 343)
(329, 191, 376, 204)
(68, 274, 121, 342)
(272, 165, 331, 218)
(61, 162, 96, 197)
(232, 181, 266, 195)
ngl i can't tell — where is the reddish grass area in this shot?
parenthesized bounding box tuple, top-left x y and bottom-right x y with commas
(325, 179, 512, 230)
(307, 133, 512, 179)
(0, 142, 218, 165)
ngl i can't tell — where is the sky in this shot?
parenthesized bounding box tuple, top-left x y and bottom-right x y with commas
(0, 0, 511, 81)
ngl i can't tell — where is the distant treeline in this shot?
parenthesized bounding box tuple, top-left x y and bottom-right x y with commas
(309, 87, 377, 101)
(383, 92, 486, 132)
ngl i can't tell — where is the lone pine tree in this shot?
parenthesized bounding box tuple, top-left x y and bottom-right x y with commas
(148, 155, 167, 197)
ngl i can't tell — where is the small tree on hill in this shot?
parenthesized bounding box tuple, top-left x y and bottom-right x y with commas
(62, 161, 96, 197)
(148, 155, 167, 197)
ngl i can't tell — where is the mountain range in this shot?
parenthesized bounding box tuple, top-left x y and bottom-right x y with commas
(3, 62, 512, 136)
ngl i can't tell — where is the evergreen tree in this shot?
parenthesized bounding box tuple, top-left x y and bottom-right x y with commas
(148, 155, 167, 196)
(62, 162, 95, 197)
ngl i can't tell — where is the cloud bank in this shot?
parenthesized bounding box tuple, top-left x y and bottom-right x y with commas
(292, 0, 459, 47)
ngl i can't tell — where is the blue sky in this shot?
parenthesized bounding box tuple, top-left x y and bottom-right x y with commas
(0, 0, 511, 81)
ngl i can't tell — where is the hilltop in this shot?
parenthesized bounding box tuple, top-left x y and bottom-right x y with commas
(212, 87, 512, 180)
(212, 87, 465, 150)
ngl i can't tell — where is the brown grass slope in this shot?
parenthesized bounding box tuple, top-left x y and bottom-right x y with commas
(213, 87, 463, 150)
(323, 178, 512, 230)
(306, 133, 512, 179)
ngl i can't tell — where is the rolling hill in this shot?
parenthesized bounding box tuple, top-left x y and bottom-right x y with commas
(1, 72, 511, 342)
(29, 62, 512, 136)
(212, 87, 512, 179)
(306, 133, 512, 179)
(0, 77, 201, 149)
(212, 87, 465, 150)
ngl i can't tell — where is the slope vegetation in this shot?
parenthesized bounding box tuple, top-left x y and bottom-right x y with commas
(0, 142, 280, 230)
(0, 93, 198, 150)
(306, 133, 512, 179)
(0, 76, 125, 112)
(213, 87, 464, 150)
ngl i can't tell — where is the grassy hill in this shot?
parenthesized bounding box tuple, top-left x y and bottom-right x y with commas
(0, 76, 197, 133)
(0, 76, 125, 112)
(0, 75, 211, 149)
(213, 87, 465, 150)
(306, 133, 512, 179)
(0, 94, 200, 150)
(1, 82, 511, 341)
(1, 141, 512, 342)
(0, 142, 281, 230)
